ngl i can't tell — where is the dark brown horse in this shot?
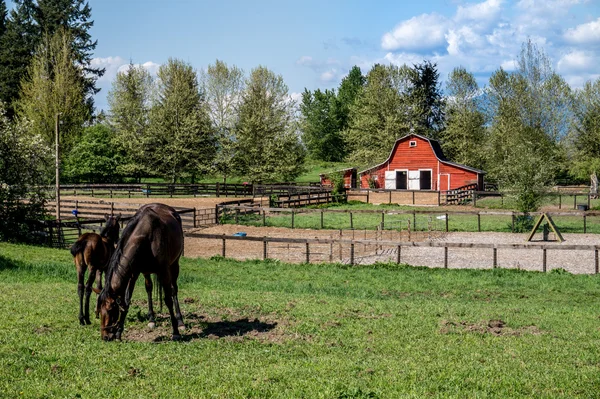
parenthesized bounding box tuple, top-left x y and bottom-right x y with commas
(96, 203, 185, 341)
(70, 214, 121, 325)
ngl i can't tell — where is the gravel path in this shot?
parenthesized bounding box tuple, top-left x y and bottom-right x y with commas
(184, 226, 600, 274)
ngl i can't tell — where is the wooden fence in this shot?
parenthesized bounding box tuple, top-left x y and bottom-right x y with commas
(185, 232, 600, 274)
(217, 205, 600, 233)
(347, 188, 598, 209)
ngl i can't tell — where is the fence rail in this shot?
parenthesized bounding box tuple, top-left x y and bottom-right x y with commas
(186, 232, 600, 273)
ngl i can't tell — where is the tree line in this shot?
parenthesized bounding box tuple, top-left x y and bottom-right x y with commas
(300, 41, 600, 212)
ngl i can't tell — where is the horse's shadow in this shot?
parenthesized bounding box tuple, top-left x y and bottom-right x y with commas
(145, 312, 277, 343)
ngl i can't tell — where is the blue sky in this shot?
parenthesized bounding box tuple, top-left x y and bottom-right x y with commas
(11, 0, 600, 110)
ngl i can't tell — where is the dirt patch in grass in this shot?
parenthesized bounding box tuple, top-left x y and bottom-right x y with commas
(439, 319, 543, 336)
(123, 306, 298, 344)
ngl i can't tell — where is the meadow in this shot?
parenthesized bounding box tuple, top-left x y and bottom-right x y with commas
(1, 242, 600, 398)
(224, 202, 600, 234)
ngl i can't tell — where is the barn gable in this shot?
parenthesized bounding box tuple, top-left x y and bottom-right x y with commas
(359, 134, 485, 191)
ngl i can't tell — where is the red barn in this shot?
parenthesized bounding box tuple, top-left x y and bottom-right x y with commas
(320, 168, 357, 189)
(359, 134, 485, 191)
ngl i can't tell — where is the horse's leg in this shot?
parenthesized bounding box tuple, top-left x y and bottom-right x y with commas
(76, 262, 86, 326)
(170, 260, 185, 331)
(158, 273, 181, 340)
(144, 275, 156, 329)
(95, 268, 103, 291)
(83, 267, 96, 325)
(115, 274, 139, 341)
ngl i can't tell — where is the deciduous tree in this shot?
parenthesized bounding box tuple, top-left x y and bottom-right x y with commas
(299, 88, 344, 161)
(234, 66, 304, 182)
(147, 58, 214, 183)
(201, 60, 244, 182)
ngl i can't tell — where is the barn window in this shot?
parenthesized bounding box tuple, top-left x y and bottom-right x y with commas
(409, 141, 417, 147)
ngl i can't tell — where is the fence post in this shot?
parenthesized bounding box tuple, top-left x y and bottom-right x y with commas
(389, 191, 392, 204)
(438, 191, 441, 206)
(366, 190, 370, 204)
(263, 238, 267, 260)
(574, 195, 577, 210)
(235, 209, 239, 224)
(215, 205, 220, 224)
(493, 248, 497, 268)
(588, 194, 591, 209)
(542, 248, 547, 272)
(320, 210, 324, 229)
(263, 210, 266, 226)
(193, 208, 197, 228)
(216, 182, 220, 198)
(291, 210, 295, 229)
(396, 245, 401, 264)
(444, 247, 448, 268)
(445, 213, 449, 232)
(381, 211, 385, 229)
(511, 213, 515, 233)
(559, 194, 561, 209)
(222, 235, 226, 257)
(473, 191, 477, 207)
(477, 213, 481, 232)
(305, 241, 310, 264)
(584, 213, 587, 234)
(595, 248, 598, 274)
(350, 212, 353, 229)
(413, 211, 417, 232)
(412, 191, 415, 205)
(350, 243, 355, 265)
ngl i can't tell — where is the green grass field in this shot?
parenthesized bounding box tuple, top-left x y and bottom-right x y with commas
(1, 242, 600, 398)
(224, 202, 600, 234)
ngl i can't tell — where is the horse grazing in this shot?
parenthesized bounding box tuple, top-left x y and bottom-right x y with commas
(70, 214, 121, 325)
(97, 203, 185, 341)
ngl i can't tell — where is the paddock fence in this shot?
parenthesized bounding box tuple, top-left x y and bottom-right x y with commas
(186, 232, 600, 274)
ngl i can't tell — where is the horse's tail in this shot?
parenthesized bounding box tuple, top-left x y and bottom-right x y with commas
(70, 239, 87, 257)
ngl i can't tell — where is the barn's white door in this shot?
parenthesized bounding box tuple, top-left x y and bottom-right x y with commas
(384, 171, 396, 189)
(408, 170, 420, 190)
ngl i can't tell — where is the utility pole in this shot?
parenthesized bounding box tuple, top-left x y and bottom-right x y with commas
(55, 113, 60, 221)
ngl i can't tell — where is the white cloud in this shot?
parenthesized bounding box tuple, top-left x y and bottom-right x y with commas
(296, 56, 314, 66)
(564, 18, 600, 44)
(557, 50, 597, 72)
(381, 13, 449, 51)
(500, 59, 518, 70)
(320, 69, 338, 83)
(91, 56, 126, 82)
(456, 0, 503, 23)
(117, 61, 161, 76)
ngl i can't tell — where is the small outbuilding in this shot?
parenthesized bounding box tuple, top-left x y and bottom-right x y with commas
(359, 134, 485, 191)
(320, 167, 358, 189)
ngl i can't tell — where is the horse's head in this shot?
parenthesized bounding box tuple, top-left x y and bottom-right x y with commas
(100, 214, 121, 245)
(97, 291, 125, 341)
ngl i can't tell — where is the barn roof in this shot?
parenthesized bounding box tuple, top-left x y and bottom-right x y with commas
(359, 133, 486, 175)
(319, 167, 356, 177)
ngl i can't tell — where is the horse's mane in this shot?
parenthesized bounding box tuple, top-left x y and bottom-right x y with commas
(99, 211, 146, 301)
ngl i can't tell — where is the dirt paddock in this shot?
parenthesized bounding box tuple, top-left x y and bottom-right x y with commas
(184, 225, 600, 275)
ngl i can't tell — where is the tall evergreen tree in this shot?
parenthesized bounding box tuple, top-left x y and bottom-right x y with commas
(147, 58, 215, 183)
(108, 62, 153, 180)
(336, 66, 365, 131)
(0, 0, 7, 35)
(409, 60, 445, 139)
(234, 66, 304, 182)
(0, 0, 37, 118)
(344, 64, 413, 167)
(300, 88, 344, 162)
(441, 67, 486, 169)
(34, 0, 103, 108)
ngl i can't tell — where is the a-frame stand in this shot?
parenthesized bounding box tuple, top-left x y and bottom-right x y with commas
(526, 213, 564, 242)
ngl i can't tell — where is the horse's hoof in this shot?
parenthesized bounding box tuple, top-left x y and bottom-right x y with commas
(79, 319, 86, 326)
(85, 318, 92, 325)
(178, 324, 186, 332)
(172, 334, 182, 341)
(148, 322, 156, 329)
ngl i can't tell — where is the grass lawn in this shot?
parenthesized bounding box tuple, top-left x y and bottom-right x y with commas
(224, 202, 600, 234)
(1, 242, 600, 398)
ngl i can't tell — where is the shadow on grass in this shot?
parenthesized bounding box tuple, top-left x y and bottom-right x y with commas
(0, 255, 20, 271)
(146, 312, 277, 343)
